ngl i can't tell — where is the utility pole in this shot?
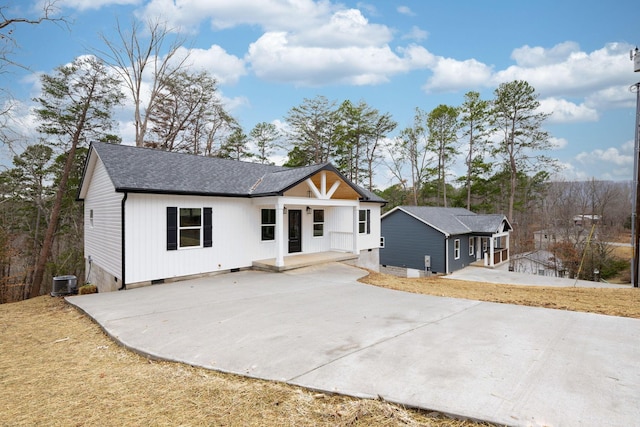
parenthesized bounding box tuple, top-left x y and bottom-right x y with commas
(631, 46, 640, 288)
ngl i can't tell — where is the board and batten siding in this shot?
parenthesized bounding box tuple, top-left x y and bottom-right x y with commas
(125, 194, 270, 284)
(84, 157, 123, 282)
(380, 210, 446, 274)
(358, 203, 381, 251)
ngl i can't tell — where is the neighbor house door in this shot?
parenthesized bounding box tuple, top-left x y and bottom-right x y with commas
(288, 209, 302, 253)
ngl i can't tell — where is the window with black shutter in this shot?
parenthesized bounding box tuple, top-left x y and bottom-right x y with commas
(203, 207, 212, 247)
(167, 207, 178, 251)
(167, 207, 212, 249)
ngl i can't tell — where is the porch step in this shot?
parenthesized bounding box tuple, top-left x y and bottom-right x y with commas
(252, 251, 359, 272)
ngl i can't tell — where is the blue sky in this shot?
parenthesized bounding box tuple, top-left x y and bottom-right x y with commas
(2, 0, 639, 189)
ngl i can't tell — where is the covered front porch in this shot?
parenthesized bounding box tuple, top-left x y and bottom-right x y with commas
(252, 251, 359, 272)
(475, 231, 510, 268)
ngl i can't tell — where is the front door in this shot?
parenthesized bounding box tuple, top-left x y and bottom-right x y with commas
(288, 209, 302, 253)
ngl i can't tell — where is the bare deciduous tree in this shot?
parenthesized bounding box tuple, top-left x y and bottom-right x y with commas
(385, 108, 434, 205)
(0, 1, 67, 73)
(97, 19, 190, 147)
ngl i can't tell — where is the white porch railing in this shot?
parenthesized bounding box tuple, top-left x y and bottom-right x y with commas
(330, 231, 354, 252)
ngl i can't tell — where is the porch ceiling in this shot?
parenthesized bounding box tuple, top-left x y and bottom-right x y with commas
(283, 170, 360, 201)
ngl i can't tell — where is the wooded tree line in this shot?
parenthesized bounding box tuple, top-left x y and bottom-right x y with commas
(0, 12, 632, 301)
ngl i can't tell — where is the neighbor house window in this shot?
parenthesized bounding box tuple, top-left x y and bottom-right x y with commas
(167, 207, 212, 250)
(454, 239, 460, 260)
(359, 209, 370, 234)
(89, 209, 94, 228)
(261, 209, 276, 241)
(469, 237, 475, 256)
(313, 209, 324, 237)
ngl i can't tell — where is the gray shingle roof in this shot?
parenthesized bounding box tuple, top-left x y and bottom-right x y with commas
(390, 206, 510, 235)
(83, 142, 385, 202)
(455, 214, 511, 234)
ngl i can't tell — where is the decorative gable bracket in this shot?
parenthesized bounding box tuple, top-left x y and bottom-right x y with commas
(305, 171, 340, 200)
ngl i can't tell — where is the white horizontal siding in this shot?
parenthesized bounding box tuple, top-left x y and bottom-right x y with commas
(84, 158, 122, 281)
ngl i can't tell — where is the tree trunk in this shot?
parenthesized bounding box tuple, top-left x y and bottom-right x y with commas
(29, 141, 79, 297)
(30, 101, 90, 298)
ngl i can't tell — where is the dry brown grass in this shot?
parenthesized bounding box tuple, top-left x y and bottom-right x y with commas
(0, 296, 495, 427)
(360, 272, 640, 319)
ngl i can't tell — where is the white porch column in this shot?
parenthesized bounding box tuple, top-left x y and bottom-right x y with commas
(489, 236, 495, 267)
(275, 203, 285, 267)
(506, 232, 510, 260)
(352, 206, 359, 254)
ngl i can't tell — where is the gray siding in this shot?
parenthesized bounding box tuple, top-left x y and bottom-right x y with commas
(448, 234, 476, 272)
(380, 210, 446, 273)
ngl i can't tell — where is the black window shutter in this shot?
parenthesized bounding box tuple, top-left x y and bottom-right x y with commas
(167, 207, 178, 251)
(366, 209, 371, 234)
(203, 207, 212, 247)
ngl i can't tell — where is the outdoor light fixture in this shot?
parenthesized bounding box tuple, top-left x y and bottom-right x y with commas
(283, 207, 287, 214)
(306, 206, 312, 214)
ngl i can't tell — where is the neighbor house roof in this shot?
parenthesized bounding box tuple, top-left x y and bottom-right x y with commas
(78, 142, 385, 202)
(382, 206, 511, 236)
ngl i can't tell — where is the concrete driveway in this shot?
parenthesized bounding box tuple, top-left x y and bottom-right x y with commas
(67, 263, 640, 427)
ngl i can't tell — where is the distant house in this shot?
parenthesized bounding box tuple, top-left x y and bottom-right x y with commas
(534, 213, 599, 250)
(504, 250, 567, 278)
(77, 142, 385, 292)
(380, 206, 512, 276)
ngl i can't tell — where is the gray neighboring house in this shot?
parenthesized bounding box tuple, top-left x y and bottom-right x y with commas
(380, 206, 512, 276)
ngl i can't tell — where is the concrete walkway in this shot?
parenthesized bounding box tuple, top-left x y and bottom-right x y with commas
(67, 263, 640, 427)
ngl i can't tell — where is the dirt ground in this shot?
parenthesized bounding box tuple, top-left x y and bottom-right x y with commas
(2, 270, 638, 426)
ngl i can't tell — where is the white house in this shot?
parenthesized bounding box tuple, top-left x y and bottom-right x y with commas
(77, 142, 385, 292)
(502, 250, 567, 278)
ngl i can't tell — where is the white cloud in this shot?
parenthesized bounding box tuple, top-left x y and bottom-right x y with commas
(397, 6, 415, 16)
(290, 9, 392, 48)
(493, 42, 633, 98)
(59, 0, 140, 11)
(175, 45, 246, 85)
(402, 26, 428, 42)
(553, 141, 635, 180)
(510, 41, 581, 68)
(423, 57, 493, 92)
(552, 162, 589, 181)
(548, 136, 569, 150)
(586, 85, 638, 110)
(139, 0, 334, 32)
(138, 1, 429, 87)
(247, 32, 432, 86)
(576, 146, 632, 167)
(538, 98, 599, 123)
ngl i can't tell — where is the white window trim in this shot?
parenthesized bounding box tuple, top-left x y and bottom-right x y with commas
(454, 238, 460, 260)
(313, 209, 324, 238)
(469, 237, 474, 256)
(179, 207, 203, 249)
(261, 208, 276, 241)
